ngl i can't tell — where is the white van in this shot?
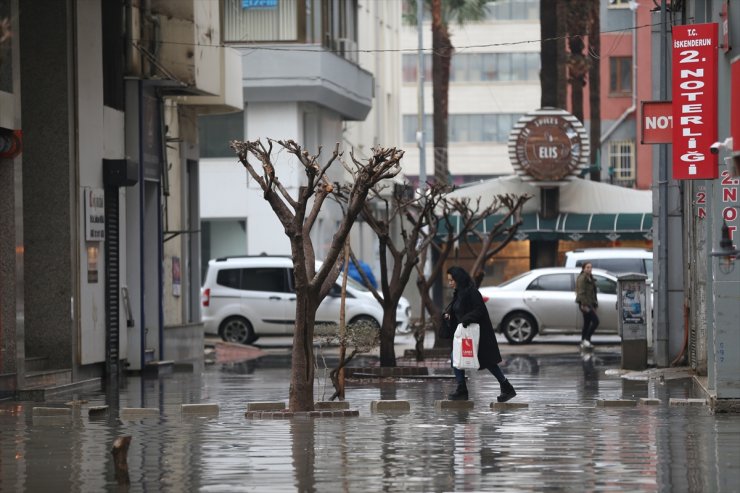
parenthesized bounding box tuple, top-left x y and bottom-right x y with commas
(563, 248, 653, 281)
(200, 255, 411, 344)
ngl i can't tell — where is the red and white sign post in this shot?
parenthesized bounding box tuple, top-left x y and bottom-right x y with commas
(672, 23, 719, 180)
(641, 101, 673, 144)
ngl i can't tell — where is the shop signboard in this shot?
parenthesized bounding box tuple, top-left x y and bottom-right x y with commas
(671, 23, 719, 180)
(641, 101, 673, 144)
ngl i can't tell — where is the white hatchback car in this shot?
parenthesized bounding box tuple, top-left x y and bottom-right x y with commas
(201, 256, 411, 344)
(479, 267, 618, 344)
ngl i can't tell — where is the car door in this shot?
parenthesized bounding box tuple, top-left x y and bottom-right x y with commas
(592, 274, 618, 333)
(523, 273, 577, 332)
(241, 267, 294, 335)
(313, 282, 346, 327)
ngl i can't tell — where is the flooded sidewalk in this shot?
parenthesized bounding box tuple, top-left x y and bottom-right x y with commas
(1, 342, 738, 492)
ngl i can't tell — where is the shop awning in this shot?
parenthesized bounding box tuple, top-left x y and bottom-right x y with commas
(457, 212, 653, 241)
(438, 175, 653, 241)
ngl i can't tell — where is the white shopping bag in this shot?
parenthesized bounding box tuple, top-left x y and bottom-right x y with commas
(452, 323, 480, 369)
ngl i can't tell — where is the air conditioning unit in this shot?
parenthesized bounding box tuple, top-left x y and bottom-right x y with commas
(335, 38, 358, 64)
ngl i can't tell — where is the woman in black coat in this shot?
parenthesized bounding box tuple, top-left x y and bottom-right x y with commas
(443, 266, 517, 402)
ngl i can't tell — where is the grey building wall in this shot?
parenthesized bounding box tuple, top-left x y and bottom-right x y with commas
(18, 0, 76, 369)
(680, 0, 740, 401)
(0, 154, 18, 375)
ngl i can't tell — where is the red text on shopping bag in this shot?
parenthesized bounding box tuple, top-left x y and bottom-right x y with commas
(461, 338, 474, 358)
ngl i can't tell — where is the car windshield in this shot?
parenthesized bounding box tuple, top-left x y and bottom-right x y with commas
(338, 273, 370, 292)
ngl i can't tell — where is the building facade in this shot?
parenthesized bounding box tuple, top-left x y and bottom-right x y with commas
(0, 0, 242, 396)
(677, 0, 739, 410)
(198, 0, 401, 266)
(588, 0, 654, 189)
(399, 0, 541, 185)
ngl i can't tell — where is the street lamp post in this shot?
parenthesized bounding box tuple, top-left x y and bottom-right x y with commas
(416, 0, 427, 187)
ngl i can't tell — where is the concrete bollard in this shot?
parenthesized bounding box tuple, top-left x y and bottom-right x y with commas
(491, 402, 529, 410)
(88, 405, 110, 417)
(181, 403, 219, 416)
(596, 399, 637, 408)
(120, 408, 160, 419)
(669, 398, 706, 407)
(435, 400, 474, 411)
(315, 401, 350, 410)
(246, 401, 287, 412)
(371, 400, 410, 413)
(32, 407, 72, 416)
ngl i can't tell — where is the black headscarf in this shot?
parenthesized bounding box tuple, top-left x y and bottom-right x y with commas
(447, 266, 474, 292)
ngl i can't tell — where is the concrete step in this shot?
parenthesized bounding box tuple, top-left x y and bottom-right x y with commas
(144, 348, 156, 365)
(16, 377, 102, 401)
(143, 360, 175, 377)
(25, 356, 49, 372)
(24, 369, 72, 389)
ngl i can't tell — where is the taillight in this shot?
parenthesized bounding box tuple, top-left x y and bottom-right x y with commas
(201, 288, 210, 307)
(482, 296, 490, 303)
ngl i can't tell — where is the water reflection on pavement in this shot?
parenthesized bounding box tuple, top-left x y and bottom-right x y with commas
(1, 347, 738, 492)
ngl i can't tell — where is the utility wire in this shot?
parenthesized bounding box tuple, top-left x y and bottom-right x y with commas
(135, 22, 660, 57)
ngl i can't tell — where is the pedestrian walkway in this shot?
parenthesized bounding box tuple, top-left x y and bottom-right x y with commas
(0, 343, 736, 492)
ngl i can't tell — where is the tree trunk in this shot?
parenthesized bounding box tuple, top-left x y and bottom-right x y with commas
(111, 436, 132, 486)
(556, 1, 568, 108)
(431, 0, 452, 184)
(289, 289, 318, 412)
(379, 302, 398, 367)
(566, 2, 589, 123)
(588, 0, 601, 182)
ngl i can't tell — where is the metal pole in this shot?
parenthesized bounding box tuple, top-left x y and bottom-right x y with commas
(656, 0, 669, 365)
(416, 0, 427, 187)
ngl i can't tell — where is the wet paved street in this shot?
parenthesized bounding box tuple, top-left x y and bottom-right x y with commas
(1, 336, 739, 492)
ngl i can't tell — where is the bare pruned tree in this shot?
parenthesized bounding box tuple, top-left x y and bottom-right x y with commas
(231, 139, 402, 411)
(335, 181, 448, 367)
(416, 192, 531, 350)
(463, 194, 531, 286)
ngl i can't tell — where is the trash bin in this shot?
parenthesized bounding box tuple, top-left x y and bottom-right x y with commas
(617, 273, 649, 370)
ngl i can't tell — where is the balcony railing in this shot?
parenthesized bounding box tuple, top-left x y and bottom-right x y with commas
(224, 0, 358, 64)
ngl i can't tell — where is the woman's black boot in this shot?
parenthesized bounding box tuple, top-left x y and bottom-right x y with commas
(448, 383, 468, 400)
(497, 379, 516, 403)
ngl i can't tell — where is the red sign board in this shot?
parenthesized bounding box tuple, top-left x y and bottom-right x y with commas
(641, 101, 673, 144)
(672, 23, 719, 180)
(720, 1, 731, 53)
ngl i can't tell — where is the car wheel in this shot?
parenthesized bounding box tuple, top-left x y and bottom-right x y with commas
(501, 312, 537, 344)
(220, 316, 256, 345)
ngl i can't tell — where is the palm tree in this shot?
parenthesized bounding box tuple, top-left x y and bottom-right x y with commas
(405, 0, 489, 185)
(540, 0, 558, 107)
(565, 0, 590, 122)
(588, 0, 601, 181)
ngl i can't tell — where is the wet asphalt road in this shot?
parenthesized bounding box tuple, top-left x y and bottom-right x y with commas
(1, 334, 738, 492)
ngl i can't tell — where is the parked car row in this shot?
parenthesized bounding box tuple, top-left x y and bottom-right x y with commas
(481, 247, 653, 344)
(200, 248, 652, 346)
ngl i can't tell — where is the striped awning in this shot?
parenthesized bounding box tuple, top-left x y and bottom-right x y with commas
(440, 212, 653, 241)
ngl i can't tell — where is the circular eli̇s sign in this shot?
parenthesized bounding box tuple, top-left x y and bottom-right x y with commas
(508, 108, 590, 183)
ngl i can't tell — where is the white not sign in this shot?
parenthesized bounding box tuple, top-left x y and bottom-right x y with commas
(85, 188, 105, 242)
